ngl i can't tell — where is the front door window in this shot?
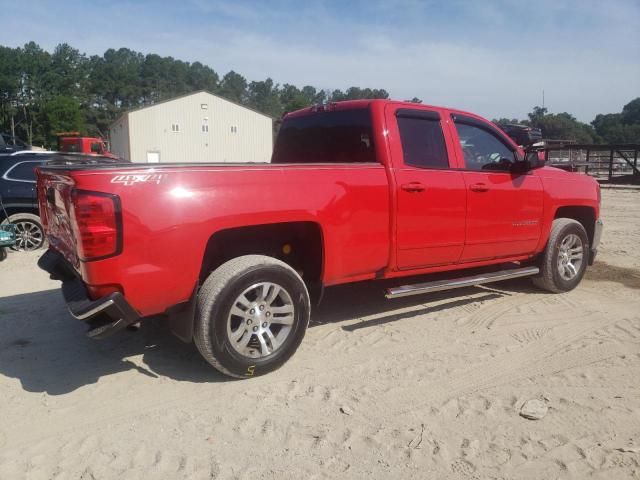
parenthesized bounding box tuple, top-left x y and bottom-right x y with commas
(455, 123, 516, 171)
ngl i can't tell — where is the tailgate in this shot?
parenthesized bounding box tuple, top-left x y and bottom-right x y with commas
(36, 170, 80, 269)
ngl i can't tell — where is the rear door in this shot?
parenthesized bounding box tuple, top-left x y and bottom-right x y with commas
(450, 115, 543, 262)
(388, 106, 467, 269)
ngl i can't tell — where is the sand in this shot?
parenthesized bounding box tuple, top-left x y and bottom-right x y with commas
(0, 188, 639, 479)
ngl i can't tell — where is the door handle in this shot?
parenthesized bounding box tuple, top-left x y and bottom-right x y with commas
(401, 182, 425, 193)
(469, 183, 489, 192)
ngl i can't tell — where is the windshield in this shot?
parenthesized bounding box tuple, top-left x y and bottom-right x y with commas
(271, 108, 376, 164)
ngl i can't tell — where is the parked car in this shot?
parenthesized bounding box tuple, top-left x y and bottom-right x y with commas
(498, 124, 542, 147)
(0, 133, 30, 154)
(1, 152, 122, 251)
(37, 99, 602, 378)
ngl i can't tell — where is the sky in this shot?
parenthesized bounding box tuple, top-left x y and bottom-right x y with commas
(1, 0, 638, 122)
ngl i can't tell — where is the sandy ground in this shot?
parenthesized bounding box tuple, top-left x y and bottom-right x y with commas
(0, 189, 639, 480)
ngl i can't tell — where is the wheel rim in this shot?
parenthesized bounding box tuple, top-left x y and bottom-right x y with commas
(13, 220, 44, 251)
(226, 282, 295, 359)
(557, 233, 583, 281)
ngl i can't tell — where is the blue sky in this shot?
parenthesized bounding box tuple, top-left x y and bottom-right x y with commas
(1, 0, 638, 122)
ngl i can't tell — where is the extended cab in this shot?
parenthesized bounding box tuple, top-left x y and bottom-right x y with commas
(36, 100, 602, 378)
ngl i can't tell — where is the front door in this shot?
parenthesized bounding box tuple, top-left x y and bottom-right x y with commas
(451, 118, 543, 262)
(389, 107, 467, 269)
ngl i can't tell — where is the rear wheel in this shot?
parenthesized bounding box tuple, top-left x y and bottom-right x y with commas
(533, 218, 589, 293)
(194, 255, 311, 378)
(1, 213, 44, 251)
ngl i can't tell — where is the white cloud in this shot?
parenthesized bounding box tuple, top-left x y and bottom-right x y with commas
(1, 0, 638, 121)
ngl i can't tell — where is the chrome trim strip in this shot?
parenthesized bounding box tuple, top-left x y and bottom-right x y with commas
(2, 160, 42, 184)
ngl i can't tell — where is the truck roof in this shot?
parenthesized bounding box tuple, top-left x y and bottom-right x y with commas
(284, 99, 484, 122)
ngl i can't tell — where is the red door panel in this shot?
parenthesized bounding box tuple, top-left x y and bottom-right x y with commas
(395, 170, 466, 268)
(461, 171, 543, 261)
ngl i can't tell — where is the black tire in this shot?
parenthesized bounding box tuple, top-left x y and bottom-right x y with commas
(0, 247, 6, 262)
(1, 213, 45, 251)
(194, 255, 311, 379)
(533, 218, 589, 293)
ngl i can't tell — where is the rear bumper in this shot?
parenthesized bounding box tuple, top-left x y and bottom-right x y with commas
(589, 218, 604, 265)
(38, 249, 140, 339)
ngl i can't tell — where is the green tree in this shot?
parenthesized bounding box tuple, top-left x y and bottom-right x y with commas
(218, 71, 248, 104)
(591, 98, 640, 144)
(89, 48, 144, 108)
(43, 95, 85, 146)
(280, 84, 311, 114)
(492, 117, 524, 126)
(0, 46, 21, 136)
(246, 78, 282, 118)
(45, 43, 87, 99)
(188, 61, 219, 93)
(621, 98, 640, 125)
(527, 106, 597, 143)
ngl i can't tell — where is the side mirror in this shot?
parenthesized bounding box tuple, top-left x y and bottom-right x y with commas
(525, 150, 545, 170)
(510, 151, 545, 173)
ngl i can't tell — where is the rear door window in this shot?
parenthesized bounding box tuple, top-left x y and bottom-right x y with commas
(396, 110, 449, 169)
(4, 161, 44, 182)
(272, 108, 376, 164)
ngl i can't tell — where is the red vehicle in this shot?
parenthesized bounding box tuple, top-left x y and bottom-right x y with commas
(57, 133, 117, 158)
(36, 100, 603, 378)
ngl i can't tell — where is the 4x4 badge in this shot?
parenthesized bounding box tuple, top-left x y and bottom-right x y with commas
(110, 174, 167, 186)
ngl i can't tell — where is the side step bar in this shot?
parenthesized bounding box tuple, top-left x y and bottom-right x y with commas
(385, 266, 539, 299)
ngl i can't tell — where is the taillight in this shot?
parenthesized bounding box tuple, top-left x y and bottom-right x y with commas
(71, 190, 122, 261)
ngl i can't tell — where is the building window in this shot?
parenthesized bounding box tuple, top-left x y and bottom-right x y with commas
(231, 126, 238, 133)
(171, 123, 180, 133)
(201, 103, 208, 110)
(202, 124, 209, 133)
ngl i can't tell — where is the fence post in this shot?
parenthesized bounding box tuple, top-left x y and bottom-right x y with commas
(585, 148, 590, 175)
(608, 149, 614, 181)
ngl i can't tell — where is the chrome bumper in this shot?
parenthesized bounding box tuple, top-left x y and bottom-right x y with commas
(38, 249, 141, 339)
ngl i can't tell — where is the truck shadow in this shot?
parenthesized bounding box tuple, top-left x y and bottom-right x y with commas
(313, 275, 536, 330)
(0, 289, 221, 394)
(0, 278, 538, 395)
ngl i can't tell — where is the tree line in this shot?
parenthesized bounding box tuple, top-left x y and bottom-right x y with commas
(0, 42, 637, 148)
(493, 100, 640, 145)
(0, 42, 393, 147)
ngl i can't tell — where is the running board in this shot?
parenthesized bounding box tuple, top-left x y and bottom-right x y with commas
(385, 266, 539, 299)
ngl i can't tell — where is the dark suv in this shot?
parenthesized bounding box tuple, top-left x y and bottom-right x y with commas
(0, 152, 55, 250)
(1, 152, 127, 250)
(498, 124, 542, 147)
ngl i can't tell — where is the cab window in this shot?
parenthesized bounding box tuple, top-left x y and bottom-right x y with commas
(455, 122, 516, 171)
(272, 108, 376, 164)
(396, 111, 449, 169)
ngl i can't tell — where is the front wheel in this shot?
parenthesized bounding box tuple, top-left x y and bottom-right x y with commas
(533, 218, 589, 293)
(194, 255, 311, 378)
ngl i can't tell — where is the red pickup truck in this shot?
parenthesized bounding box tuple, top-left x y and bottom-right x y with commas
(36, 100, 602, 378)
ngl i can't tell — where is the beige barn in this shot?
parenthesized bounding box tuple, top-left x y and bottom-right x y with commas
(108, 91, 273, 163)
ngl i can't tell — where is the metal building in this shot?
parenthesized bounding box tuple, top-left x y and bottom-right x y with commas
(108, 91, 273, 163)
